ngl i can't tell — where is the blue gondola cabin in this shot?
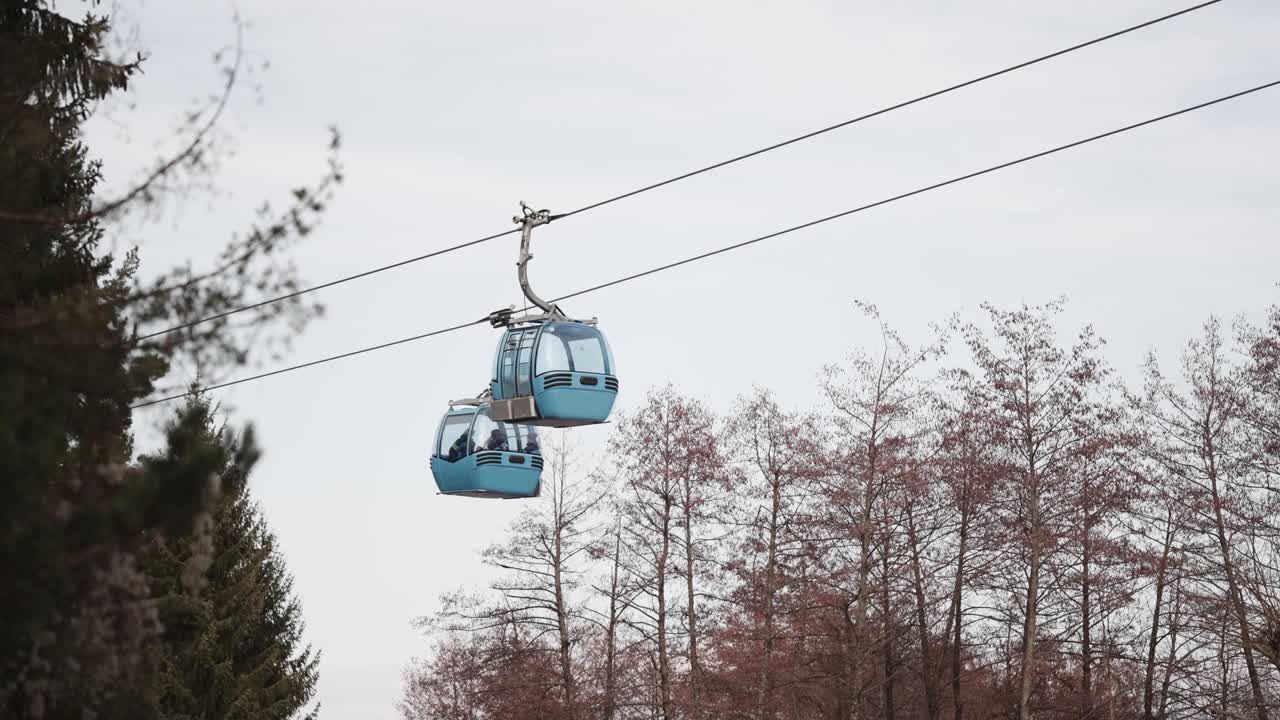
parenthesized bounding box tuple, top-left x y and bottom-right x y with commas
(430, 406, 543, 499)
(489, 321, 618, 427)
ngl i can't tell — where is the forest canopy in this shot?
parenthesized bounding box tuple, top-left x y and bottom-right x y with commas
(402, 299, 1280, 720)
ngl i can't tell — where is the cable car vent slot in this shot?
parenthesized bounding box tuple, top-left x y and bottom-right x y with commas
(531, 457, 544, 469)
(604, 377, 619, 391)
(475, 452, 504, 466)
(542, 373, 573, 389)
(507, 455, 525, 464)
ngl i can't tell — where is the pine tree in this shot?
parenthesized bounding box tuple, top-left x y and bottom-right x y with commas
(2, 3, 335, 717)
(142, 398, 320, 720)
(0, 4, 206, 717)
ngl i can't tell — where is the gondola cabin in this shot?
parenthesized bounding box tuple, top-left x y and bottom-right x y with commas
(489, 321, 618, 427)
(430, 406, 543, 499)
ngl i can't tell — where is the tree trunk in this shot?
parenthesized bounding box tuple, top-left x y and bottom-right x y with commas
(1142, 512, 1174, 720)
(950, 498, 970, 720)
(1102, 613, 1115, 720)
(1157, 580, 1183, 720)
(683, 476, 703, 720)
(1217, 617, 1231, 720)
(604, 522, 623, 720)
(756, 473, 782, 720)
(1019, 483, 1041, 720)
(657, 493, 674, 720)
(851, 435, 880, 720)
(604, 615, 618, 720)
(906, 503, 939, 720)
(841, 601, 857, 720)
(1018, 403, 1042, 720)
(881, 528, 897, 720)
(1207, 445, 1270, 720)
(553, 515, 577, 720)
(752, 471, 783, 717)
(1080, 503, 1093, 720)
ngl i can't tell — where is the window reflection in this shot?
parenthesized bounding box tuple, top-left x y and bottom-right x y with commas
(467, 409, 538, 454)
(523, 426, 542, 455)
(536, 323, 611, 375)
(471, 411, 507, 452)
(438, 414, 473, 462)
(516, 330, 535, 396)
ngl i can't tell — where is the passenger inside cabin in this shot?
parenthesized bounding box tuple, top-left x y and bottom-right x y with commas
(526, 428, 540, 455)
(485, 428, 509, 451)
(447, 432, 469, 462)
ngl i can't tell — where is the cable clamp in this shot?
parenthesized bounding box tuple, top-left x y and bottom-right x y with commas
(486, 306, 515, 328)
(513, 201, 553, 227)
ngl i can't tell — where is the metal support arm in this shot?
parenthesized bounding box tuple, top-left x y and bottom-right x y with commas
(485, 203, 596, 328)
(514, 203, 565, 320)
(449, 387, 493, 408)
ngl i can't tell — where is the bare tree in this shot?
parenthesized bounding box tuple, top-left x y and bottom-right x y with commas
(428, 434, 603, 719)
(1137, 502, 1184, 720)
(3, 6, 343, 384)
(722, 387, 823, 720)
(612, 386, 719, 720)
(590, 510, 633, 720)
(1135, 318, 1274, 720)
(963, 298, 1110, 720)
(820, 302, 948, 720)
(1239, 302, 1280, 674)
(932, 381, 1004, 720)
(400, 300, 1280, 720)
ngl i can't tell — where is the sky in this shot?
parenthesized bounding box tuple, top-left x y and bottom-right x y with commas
(85, 0, 1280, 717)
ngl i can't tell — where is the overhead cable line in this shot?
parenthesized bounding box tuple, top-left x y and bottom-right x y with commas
(134, 319, 488, 409)
(138, 0, 1223, 343)
(135, 229, 520, 342)
(130, 77, 1280, 410)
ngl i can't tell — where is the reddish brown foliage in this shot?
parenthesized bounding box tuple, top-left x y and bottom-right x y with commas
(402, 301, 1280, 720)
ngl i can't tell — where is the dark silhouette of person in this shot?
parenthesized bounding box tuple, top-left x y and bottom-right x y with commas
(526, 428, 541, 455)
(446, 432, 469, 462)
(485, 427, 509, 451)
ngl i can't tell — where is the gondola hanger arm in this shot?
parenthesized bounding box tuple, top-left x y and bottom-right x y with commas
(488, 202, 595, 328)
(514, 202, 566, 321)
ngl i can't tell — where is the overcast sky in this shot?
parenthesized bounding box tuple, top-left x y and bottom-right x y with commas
(93, 0, 1280, 717)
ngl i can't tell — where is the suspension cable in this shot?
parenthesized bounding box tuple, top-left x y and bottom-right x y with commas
(130, 78, 1279, 409)
(136, 0, 1223, 342)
